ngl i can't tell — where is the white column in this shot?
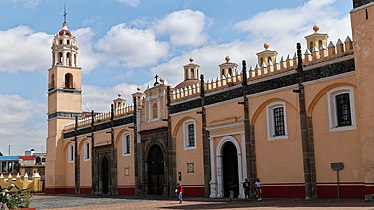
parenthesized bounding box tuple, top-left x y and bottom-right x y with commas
(241, 131, 247, 180)
(75, 52, 79, 67)
(157, 98, 161, 119)
(216, 154, 223, 198)
(237, 152, 244, 198)
(209, 136, 217, 198)
(54, 51, 58, 66)
(71, 52, 75, 67)
(62, 50, 67, 66)
(148, 99, 152, 121)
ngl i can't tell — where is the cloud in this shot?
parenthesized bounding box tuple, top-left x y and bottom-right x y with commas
(117, 0, 140, 7)
(72, 28, 103, 73)
(233, 0, 350, 57)
(4, 0, 40, 8)
(155, 10, 208, 47)
(97, 23, 169, 68)
(0, 26, 52, 72)
(0, 94, 46, 155)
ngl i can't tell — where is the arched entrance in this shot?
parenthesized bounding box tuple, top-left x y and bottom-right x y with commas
(101, 156, 109, 194)
(147, 145, 164, 195)
(222, 141, 239, 197)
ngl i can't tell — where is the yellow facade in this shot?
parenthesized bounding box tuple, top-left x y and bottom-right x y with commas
(46, 0, 374, 199)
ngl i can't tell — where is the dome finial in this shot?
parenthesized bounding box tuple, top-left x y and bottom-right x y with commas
(118, 93, 122, 98)
(264, 42, 270, 50)
(313, 24, 319, 33)
(225, 56, 230, 62)
(189, 57, 194, 63)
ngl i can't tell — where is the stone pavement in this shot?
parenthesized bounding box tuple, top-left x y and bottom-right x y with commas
(30, 195, 374, 210)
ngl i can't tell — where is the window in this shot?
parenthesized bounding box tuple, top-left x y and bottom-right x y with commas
(122, 133, 131, 156)
(221, 69, 225, 76)
(260, 58, 264, 65)
(84, 140, 90, 160)
(309, 41, 314, 52)
(68, 144, 74, 162)
(64, 73, 73, 89)
(318, 40, 323, 49)
(268, 56, 272, 64)
(184, 120, 196, 149)
(185, 69, 188, 80)
(327, 87, 356, 131)
(228, 68, 233, 76)
(152, 103, 158, 119)
(190, 68, 195, 79)
(266, 102, 288, 140)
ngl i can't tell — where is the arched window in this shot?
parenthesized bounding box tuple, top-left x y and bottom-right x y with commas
(67, 40, 70, 45)
(65, 73, 73, 89)
(83, 140, 90, 160)
(58, 52, 63, 64)
(266, 101, 288, 140)
(68, 144, 74, 162)
(152, 103, 158, 119)
(228, 68, 233, 76)
(185, 69, 188, 80)
(221, 69, 225, 76)
(184, 120, 196, 149)
(318, 40, 323, 49)
(122, 133, 131, 156)
(327, 86, 356, 131)
(309, 41, 314, 52)
(268, 56, 272, 64)
(260, 58, 264, 65)
(190, 68, 195, 79)
(59, 39, 63, 45)
(49, 74, 55, 90)
(66, 52, 71, 66)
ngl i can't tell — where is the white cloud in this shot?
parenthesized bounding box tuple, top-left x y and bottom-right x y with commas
(72, 28, 103, 73)
(0, 26, 52, 72)
(155, 10, 208, 47)
(4, 0, 40, 8)
(117, 0, 140, 7)
(234, 0, 351, 57)
(97, 23, 169, 68)
(0, 94, 46, 155)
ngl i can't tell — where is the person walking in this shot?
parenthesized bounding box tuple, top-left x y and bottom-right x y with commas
(242, 178, 251, 200)
(176, 183, 183, 204)
(229, 182, 237, 202)
(255, 178, 262, 201)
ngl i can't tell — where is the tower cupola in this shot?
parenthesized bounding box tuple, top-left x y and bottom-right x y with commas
(51, 9, 78, 67)
(219, 56, 238, 78)
(305, 24, 329, 52)
(256, 42, 278, 66)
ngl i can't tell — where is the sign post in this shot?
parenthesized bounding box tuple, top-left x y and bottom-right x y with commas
(331, 162, 344, 198)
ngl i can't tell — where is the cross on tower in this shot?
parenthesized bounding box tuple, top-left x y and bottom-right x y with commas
(154, 74, 160, 86)
(63, 5, 67, 23)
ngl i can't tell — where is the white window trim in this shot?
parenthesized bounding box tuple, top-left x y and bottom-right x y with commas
(68, 144, 74, 163)
(327, 86, 356, 132)
(183, 120, 196, 150)
(83, 140, 90, 161)
(266, 101, 288, 141)
(122, 132, 131, 156)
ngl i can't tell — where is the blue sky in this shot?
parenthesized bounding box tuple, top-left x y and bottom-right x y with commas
(0, 0, 352, 155)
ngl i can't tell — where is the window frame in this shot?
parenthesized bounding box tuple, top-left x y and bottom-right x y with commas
(327, 86, 356, 132)
(183, 120, 196, 150)
(266, 101, 288, 141)
(68, 143, 74, 163)
(83, 140, 90, 161)
(122, 133, 131, 156)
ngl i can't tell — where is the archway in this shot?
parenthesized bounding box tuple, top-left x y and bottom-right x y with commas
(222, 141, 239, 197)
(101, 156, 109, 194)
(147, 144, 164, 195)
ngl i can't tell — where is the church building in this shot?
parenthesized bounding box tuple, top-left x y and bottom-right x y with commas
(46, 0, 374, 199)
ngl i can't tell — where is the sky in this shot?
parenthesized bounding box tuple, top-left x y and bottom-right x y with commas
(0, 0, 352, 155)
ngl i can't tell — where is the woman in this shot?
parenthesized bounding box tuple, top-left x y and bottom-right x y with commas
(255, 178, 262, 201)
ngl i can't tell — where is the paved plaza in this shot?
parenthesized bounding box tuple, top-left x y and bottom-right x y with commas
(30, 195, 374, 210)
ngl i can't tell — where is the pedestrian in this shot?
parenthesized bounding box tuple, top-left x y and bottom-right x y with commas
(255, 178, 262, 201)
(242, 178, 251, 200)
(229, 182, 237, 202)
(175, 183, 183, 204)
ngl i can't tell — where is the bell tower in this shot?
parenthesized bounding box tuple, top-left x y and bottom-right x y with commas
(45, 10, 82, 193)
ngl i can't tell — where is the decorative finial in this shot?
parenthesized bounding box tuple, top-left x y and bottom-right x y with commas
(118, 93, 122, 98)
(225, 56, 230, 62)
(313, 24, 319, 33)
(189, 57, 193, 63)
(264, 42, 270, 50)
(137, 87, 141, 91)
(160, 78, 164, 83)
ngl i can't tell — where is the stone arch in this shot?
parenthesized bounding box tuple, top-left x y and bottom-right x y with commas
(306, 82, 356, 117)
(77, 137, 89, 154)
(144, 141, 167, 195)
(215, 135, 244, 198)
(64, 73, 73, 89)
(251, 98, 297, 124)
